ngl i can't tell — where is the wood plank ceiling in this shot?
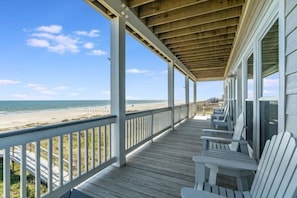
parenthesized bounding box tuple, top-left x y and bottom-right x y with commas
(88, 0, 246, 81)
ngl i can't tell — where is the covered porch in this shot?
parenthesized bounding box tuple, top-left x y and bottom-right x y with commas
(1, 0, 296, 197)
(74, 116, 236, 197)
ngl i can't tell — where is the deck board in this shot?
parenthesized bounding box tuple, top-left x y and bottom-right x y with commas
(76, 116, 237, 197)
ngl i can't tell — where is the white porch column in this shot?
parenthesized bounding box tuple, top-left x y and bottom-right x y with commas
(185, 76, 189, 118)
(168, 61, 174, 130)
(194, 82, 197, 114)
(111, 16, 126, 167)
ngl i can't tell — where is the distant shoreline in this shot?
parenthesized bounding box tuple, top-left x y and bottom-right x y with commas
(0, 100, 185, 132)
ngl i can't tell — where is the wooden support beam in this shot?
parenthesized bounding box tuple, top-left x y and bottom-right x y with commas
(174, 45, 233, 56)
(189, 66, 226, 71)
(146, 0, 244, 27)
(171, 39, 234, 53)
(159, 18, 239, 40)
(184, 59, 228, 66)
(168, 34, 235, 49)
(163, 26, 237, 45)
(179, 52, 230, 61)
(139, 0, 207, 18)
(154, 7, 242, 34)
(128, 0, 156, 8)
(176, 48, 231, 58)
(193, 68, 226, 79)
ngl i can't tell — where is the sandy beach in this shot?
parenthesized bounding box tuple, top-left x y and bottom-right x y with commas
(0, 101, 184, 132)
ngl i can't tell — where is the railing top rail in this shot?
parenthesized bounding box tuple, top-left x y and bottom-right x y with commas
(0, 115, 116, 149)
(126, 107, 171, 119)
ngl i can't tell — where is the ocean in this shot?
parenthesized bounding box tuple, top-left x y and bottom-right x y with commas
(0, 100, 166, 114)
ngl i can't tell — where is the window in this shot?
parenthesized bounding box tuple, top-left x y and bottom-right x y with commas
(259, 20, 279, 154)
(246, 54, 254, 146)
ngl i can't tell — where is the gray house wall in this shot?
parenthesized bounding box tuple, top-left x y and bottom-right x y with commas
(285, 0, 297, 136)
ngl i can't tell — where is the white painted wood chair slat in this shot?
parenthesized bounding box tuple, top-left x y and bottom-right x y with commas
(251, 134, 282, 195)
(262, 135, 295, 197)
(268, 139, 296, 197)
(276, 149, 297, 197)
(254, 132, 290, 197)
(249, 136, 276, 193)
(181, 132, 297, 198)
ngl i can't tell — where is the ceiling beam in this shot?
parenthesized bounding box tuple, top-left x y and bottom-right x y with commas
(128, 0, 156, 8)
(176, 48, 232, 58)
(193, 68, 226, 80)
(168, 33, 235, 49)
(163, 26, 237, 45)
(146, 0, 244, 27)
(171, 39, 234, 53)
(179, 53, 230, 61)
(174, 45, 233, 56)
(159, 18, 239, 40)
(138, 0, 207, 18)
(183, 59, 228, 65)
(189, 66, 226, 71)
(154, 7, 242, 34)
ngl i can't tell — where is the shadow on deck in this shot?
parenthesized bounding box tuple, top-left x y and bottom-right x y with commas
(73, 115, 236, 198)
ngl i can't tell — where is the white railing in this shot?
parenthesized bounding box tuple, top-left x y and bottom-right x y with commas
(189, 102, 197, 117)
(0, 115, 116, 198)
(125, 107, 171, 153)
(0, 105, 191, 197)
(174, 104, 188, 124)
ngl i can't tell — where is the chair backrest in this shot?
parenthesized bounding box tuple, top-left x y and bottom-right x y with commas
(229, 113, 244, 151)
(250, 132, 297, 197)
(221, 105, 229, 122)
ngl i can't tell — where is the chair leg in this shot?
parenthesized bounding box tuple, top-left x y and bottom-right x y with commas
(208, 170, 217, 185)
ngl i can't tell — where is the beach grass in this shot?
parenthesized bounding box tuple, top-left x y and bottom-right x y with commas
(0, 126, 111, 197)
(0, 158, 47, 197)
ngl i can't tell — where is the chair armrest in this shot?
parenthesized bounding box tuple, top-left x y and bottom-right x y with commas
(201, 136, 249, 144)
(193, 155, 257, 171)
(181, 187, 223, 198)
(202, 129, 234, 136)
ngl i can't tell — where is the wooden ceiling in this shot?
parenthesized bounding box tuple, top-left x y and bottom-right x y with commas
(87, 0, 246, 81)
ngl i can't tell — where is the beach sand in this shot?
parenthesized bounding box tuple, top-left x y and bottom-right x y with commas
(0, 101, 185, 132)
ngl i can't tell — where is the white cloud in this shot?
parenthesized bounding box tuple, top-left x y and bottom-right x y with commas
(27, 83, 47, 91)
(27, 38, 50, 47)
(26, 25, 105, 55)
(83, 42, 94, 49)
(90, 49, 107, 56)
(27, 25, 79, 54)
(54, 86, 70, 90)
(127, 69, 148, 74)
(36, 25, 62, 34)
(0, 79, 21, 85)
(75, 29, 99, 37)
(26, 83, 58, 95)
(11, 94, 31, 100)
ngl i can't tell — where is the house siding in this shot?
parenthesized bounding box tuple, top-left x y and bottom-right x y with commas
(285, 0, 297, 137)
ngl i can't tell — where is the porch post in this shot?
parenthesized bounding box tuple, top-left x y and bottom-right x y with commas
(110, 16, 126, 167)
(194, 82, 197, 114)
(168, 61, 174, 130)
(185, 76, 189, 118)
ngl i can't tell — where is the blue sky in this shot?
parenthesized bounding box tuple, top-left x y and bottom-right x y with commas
(0, 0, 223, 101)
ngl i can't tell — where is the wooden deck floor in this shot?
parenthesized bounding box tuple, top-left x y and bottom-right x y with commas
(75, 116, 236, 198)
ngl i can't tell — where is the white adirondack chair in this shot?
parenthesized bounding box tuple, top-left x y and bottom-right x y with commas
(211, 106, 232, 131)
(181, 131, 297, 198)
(202, 113, 248, 154)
